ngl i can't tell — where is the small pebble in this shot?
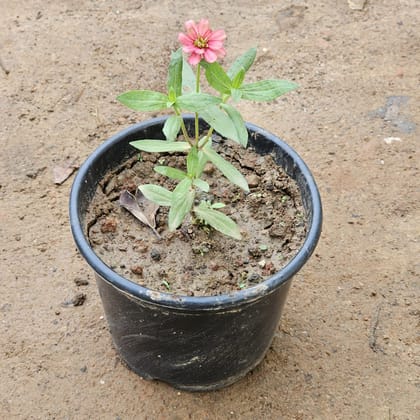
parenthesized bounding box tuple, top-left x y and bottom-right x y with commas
(134, 243, 148, 253)
(246, 174, 260, 188)
(100, 217, 118, 233)
(71, 293, 87, 306)
(150, 249, 161, 261)
(248, 273, 262, 283)
(262, 261, 276, 275)
(62, 292, 87, 307)
(248, 246, 262, 258)
(203, 163, 215, 175)
(130, 265, 144, 276)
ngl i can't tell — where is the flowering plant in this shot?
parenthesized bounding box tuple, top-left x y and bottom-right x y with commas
(117, 19, 297, 239)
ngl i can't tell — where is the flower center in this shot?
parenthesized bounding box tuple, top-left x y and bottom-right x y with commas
(194, 36, 208, 49)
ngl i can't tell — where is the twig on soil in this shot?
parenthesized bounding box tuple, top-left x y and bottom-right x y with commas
(0, 55, 10, 75)
(74, 86, 85, 103)
(369, 303, 383, 352)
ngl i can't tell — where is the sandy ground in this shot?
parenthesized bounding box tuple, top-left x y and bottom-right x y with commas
(1, 0, 419, 418)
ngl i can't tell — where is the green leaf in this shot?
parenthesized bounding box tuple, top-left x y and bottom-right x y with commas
(167, 48, 183, 97)
(202, 145, 249, 192)
(117, 90, 169, 111)
(202, 62, 232, 95)
(199, 105, 247, 147)
(193, 178, 210, 192)
(139, 184, 173, 206)
(168, 178, 194, 230)
(196, 149, 208, 177)
(211, 202, 226, 209)
(176, 93, 222, 112)
(194, 202, 242, 240)
(163, 115, 181, 141)
(130, 140, 190, 153)
(154, 166, 187, 180)
(220, 103, 248, 147)
(231, 68, 245, 89)
(167, 87, 177, 105)
(182, 57, 196, 93)
(239, 79, 299, 101)
(198, 135, 209, 147)
(187, 147, 200, 177)
(227, 47, 257, 79)
(231, 88, 242, 102)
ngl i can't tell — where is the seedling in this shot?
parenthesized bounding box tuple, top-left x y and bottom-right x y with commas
(117, 19, 297, 239)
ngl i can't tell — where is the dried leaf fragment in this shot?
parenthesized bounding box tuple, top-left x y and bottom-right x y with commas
(119, 189, 161, 238)
(53, 158, 79, 184)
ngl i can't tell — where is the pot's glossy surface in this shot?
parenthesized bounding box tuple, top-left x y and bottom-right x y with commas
(69, 116, 322, 390)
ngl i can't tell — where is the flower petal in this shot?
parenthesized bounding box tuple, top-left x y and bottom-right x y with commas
(188, 53, 202, 65)
(208, 40, 224, 50)
(209, 29, 226, 41)
(204, 49, 218, 63)
(182, 44, 196, 53)
(185, 20, 196, 31)
(178, 32, 193, 47)
(197, 19, 209, 35)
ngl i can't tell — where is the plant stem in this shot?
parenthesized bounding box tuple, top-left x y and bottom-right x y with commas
(199, 127, 214, 149)
(198, 94, 231, 149)
(180, 119, 194, 146)
(174, 108, 193, 146)
(194, 63, 201, 144)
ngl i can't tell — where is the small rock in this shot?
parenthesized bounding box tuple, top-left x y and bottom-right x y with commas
(192, 244, 210, 255)
(209, 263, 220, 271)
(246, 174, 260, 188)
(134, 242, 148, 253)
(239, 155, 257, 169)
(383, 137, 402, 144)
(348, 0, 366, 10)
(100, 217, 118, 233)
(72, 293, 86, 306)
(262, 262, 276, 276)
(248, 273, 262, 283)
(248, 246, 262, 258)
(130, 265, 144, 276)
(203, 163, 215, 175)
(269, 226, 283, 238)
(62, 292, 87, 307)
(258, 260, 266, 268)
(91, 237, 103, 245)
(150, 249, 161, 261)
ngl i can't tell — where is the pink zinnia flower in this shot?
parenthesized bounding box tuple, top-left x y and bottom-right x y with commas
(178, 19, 226, 65)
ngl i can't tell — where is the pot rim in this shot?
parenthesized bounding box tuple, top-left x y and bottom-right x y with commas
(69, 116, 322, 311)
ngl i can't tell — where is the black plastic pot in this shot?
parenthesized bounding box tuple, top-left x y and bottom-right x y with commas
(69, 116, 322, 391)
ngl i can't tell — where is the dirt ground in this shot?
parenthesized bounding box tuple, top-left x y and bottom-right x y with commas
(1, 0, 419, 418)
